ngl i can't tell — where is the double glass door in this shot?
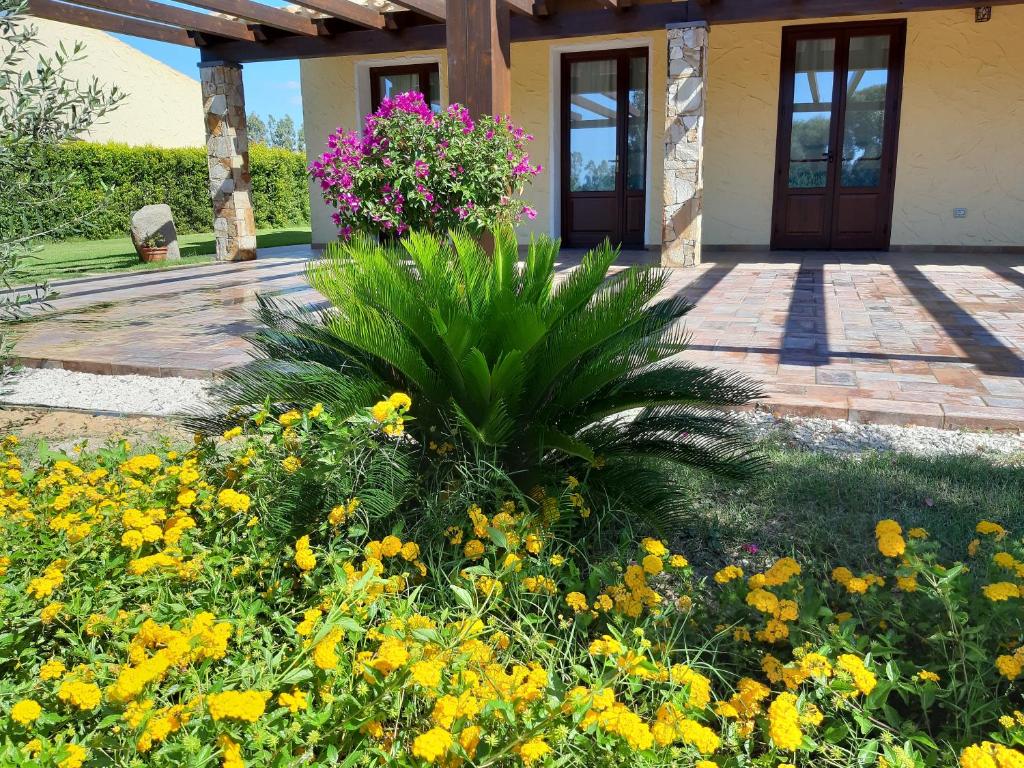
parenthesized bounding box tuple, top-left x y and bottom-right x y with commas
(561, 49, 648, 248)
(771, 21, 906, 250)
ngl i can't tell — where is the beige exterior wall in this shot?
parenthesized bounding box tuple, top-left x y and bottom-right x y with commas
(302, 7, 1024, 250)
(704, 6, 1024, 248)
(20, 17, 205, 148)
(300, 32, 666, 247)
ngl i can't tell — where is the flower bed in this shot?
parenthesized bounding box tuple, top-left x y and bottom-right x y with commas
(1, 400, 1022, 767)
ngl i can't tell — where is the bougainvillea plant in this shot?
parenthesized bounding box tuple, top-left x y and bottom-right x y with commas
(309, 91, 542, 238)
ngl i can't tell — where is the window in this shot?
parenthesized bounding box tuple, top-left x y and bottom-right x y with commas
(369, 63, 441, 113)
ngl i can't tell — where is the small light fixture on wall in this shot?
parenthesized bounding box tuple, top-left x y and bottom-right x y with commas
(975, 6, 992, 22)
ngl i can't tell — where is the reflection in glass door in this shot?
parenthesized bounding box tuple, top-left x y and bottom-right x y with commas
(561, 49, 648, 248)
(771, 22, 906, 250)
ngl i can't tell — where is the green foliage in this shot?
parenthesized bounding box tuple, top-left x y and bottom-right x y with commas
(202, 229, 763, 532)
(0, 141, 310, 242)
(3, 410, 1024, 768)
(1, 0, 123, 383)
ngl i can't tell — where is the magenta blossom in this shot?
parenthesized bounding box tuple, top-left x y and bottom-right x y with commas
(309, 92, 542, 238)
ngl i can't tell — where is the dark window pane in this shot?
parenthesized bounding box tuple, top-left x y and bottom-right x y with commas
(568, 58, 617, 192)
(840, 35, 890, 188)
(788, 38, 835, 189)
(625, 55, 647, 192)
(427, 69, 441, 113)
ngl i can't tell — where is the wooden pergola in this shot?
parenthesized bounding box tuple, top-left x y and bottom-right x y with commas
(27, 0, 1015, 263)
(27, 0, 1016, 118)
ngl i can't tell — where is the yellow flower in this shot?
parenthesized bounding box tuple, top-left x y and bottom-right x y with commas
(767, 692, 803, 750)
(410, 659, 444, 688)
(11, 699, 42, 726)
(308, 402, 324, 418)
(40, 601, 64, 624)
(566, 592, 589, 613)
(278, 410, 302, 427)
(641, 537, 669, 557)
(908, 527, 928, 539)
(917, 670, 940, 683)
(669, 554, 689, 568)
(714, 565, 743, 584)
(388, 392, 412, 410)
(313, 629, 342, 670)
(977, 520, 1008, 538)
(282, 456, 302, 473)
(277, 688, 308, 713)
(983, 582, 1020, 602)
(295, 535, 317, 572)
(371, 400, 394, 422)
(381, 535, 403, 558)
(58, 744, 87, 768)
(412, 727, 452, 764)
(217, 488, 251, 514)
(642, 554, 663, 575)
(463, 539, 485, 559)
(40, 659, 66, 681)
(837, 654, 877, 695)
(517, 738, 551, 765)
(58, 680, 102, 710)
(219, 735, 245, 768)
(222, 426, 242, 440)
(207, 690, 269, 722)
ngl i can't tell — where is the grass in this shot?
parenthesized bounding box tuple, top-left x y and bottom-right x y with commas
(675, 434, 1024, 571)
(10, 227, 312, 284)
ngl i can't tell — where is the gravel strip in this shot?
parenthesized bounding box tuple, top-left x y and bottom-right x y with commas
(738, 410, 1024, 457)
(1, 368, 212, 417)
(2, 369, 1022, 456)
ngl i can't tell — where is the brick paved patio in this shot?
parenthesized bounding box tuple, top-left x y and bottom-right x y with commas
(7, 245, 1024, 431)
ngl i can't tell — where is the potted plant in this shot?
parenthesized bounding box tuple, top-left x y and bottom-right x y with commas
(138, 232, 168, 263)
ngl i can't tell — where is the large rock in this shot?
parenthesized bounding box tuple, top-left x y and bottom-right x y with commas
(130, 204, 181, 260)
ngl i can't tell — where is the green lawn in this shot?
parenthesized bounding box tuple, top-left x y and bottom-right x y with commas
(12, 227, 311, 284)
(676, 436, 1024, 570)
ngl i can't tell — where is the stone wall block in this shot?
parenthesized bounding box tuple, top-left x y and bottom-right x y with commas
(200, 62, 256, 262)
(661, 23, 708, 268)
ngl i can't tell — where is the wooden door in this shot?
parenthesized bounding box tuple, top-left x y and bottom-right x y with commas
(561, 49, 648, 249)
(771, 21, 906, 250)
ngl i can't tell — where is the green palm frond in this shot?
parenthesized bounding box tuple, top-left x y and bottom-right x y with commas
(201, 228, 764, 531)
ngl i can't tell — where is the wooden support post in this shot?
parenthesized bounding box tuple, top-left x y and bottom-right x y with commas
(446, 0, 511, 117)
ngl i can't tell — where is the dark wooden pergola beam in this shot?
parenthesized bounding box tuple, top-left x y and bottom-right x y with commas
(388, 0, 444, 22)
(197, 0, 1024, 64)
(177, 0, 320, 36)
(68, 0, 256, 40)
(288, 0, 385, 29)
(28, 0, 196, 45)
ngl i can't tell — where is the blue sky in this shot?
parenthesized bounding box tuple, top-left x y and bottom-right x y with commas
(111, 34, 305, 126)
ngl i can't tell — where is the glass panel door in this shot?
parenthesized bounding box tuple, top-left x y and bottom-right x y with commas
(788, 38, 836, 189)
(771, 22, 905, 251)
(562, 50, 648, 248)
(568, 59, 618, 193)
(840, 34, 890, 188)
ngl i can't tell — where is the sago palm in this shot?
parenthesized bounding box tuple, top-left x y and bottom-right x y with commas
(203, 228, 763, 531)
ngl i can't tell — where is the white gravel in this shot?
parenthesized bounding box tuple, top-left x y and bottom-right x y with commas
(2, 369, 1022, 457)
(1, 368, 212, 416)
(739, 410, 1024, 457)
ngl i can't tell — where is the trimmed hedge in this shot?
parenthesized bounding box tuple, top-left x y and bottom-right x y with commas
(28, 141, 310, 240)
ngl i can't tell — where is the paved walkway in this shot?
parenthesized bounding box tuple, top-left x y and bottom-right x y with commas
(7, 245, 1024, 431)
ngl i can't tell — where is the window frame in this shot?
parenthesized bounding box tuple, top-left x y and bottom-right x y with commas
(368, 63, 441, 112)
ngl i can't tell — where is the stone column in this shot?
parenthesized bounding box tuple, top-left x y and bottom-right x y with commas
(199, 61, 256, 262)
(662, 22, 708, 268)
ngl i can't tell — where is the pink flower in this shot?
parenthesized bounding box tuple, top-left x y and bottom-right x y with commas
(522, 205, 537, 220)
